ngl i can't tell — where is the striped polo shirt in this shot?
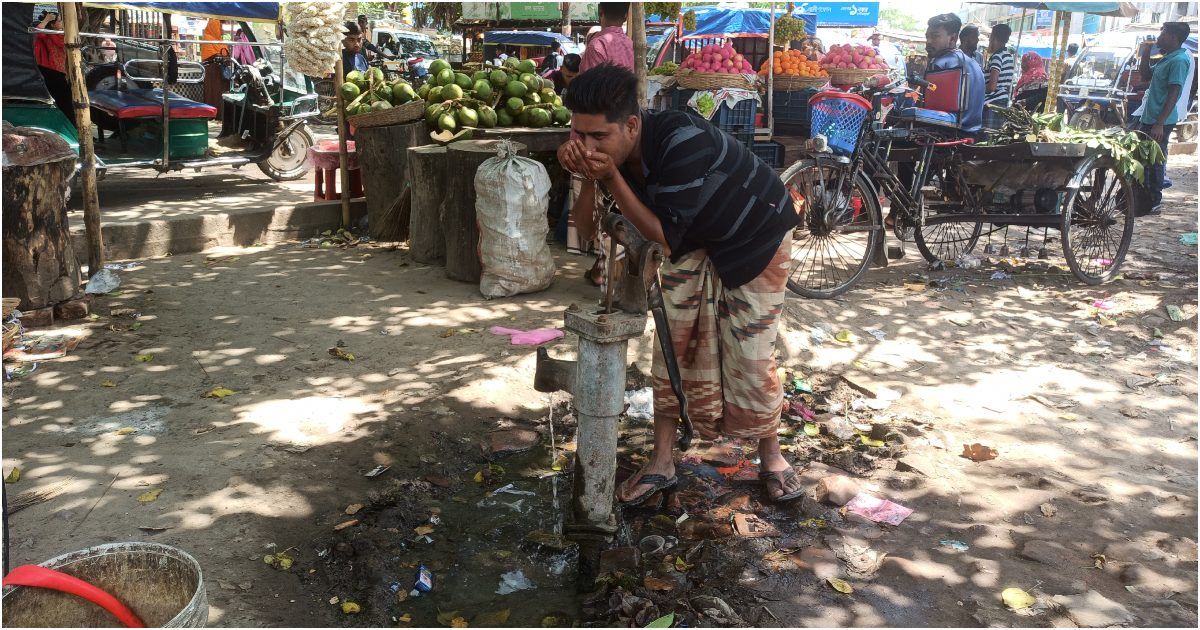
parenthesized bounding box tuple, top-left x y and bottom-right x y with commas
(623, 109, 797, 288)
(986, 49, 1015, 103)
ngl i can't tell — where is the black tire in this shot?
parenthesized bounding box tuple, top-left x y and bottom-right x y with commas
(781, 158, 883, 299)
(257, 126, 314, 181)
(85, 65, 123, 91)
(1069, 109, 1103, 130)
(1061, 156, 1135, 284)
(915, 220, 982, 263)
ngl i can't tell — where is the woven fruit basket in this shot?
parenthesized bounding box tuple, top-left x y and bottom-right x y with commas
(825, 67, 880, 86)
(3, 322, 19, 353)
(347, 99, 426, 129)
(676, 70, 758, 91)
(2, 298, 19, 319)
(769, 75, 829, 91)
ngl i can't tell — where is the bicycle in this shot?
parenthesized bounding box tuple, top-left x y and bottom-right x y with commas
(780, 76, 984, 298)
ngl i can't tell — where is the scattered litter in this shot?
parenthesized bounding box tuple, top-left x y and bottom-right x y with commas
(473, 464, 505, 484)
(4, 328, 85, 362)
(333, 519, 359, 531)
(344, 503, 364, 515)
(438, 327, 480, 338)
(492, 483, 536, 496)
(798, 518, 827, 529)
(940, 539, 969, 552)
(363, 465, 390, 478)
(903, 281, 927, 292)
(4, 468, 20, 484)
(414, 565, 434, 593)
(803, 423, 820, 437)
(1002, 587, 1035, 610)
(1039, 502, 1057, 517)
(328, 346, 355, 361)
(1180, 232, 1198, 245)
(495, 569, 535, 595)
(1091, 553, 1106, 569)
(792, 378, 814, 393)
(137, 525, 172, 533)
(961, 443, 999, 462)
(1166, 305, 1184, 322)
(826, 577, 854, 594)
(341, 601, 361, 615)
(990, 271, 1011, 280)
(114, 427, 137, 436)
(809, 324, 834, 345)
(136, 488, 163, 503)
(135, 354, 154, 363)
(488, 326, 564, 346)
(864, 328, 886, 341)
(202, 386, 236, 399)
(844, 493, 913, 525)
(100, 379, 116, 388)
(4, 363, 39, 379)
(834, 329, 857, 344)
(639, 535, 666, 555)
(1092, 299, 1115, 311)
(732, 513, 780, 538)
(85, 269, 122, 294)
(956, 254, 981, 270)
(103, 261, 142, 271)
(624, 387, 653, 420)
(643, 576, 675, 591)
(1152, 328, 1164, 339)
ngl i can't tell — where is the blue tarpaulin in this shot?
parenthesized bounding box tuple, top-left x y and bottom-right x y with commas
(679, 6, 816, 40)
(84, 2, 281, 23)
(483, 30, 572, 46)
(990, 2, 1139, 17)
(792, 2, 879, 27)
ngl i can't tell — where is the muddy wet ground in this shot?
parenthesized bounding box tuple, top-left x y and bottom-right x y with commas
(2, 155, 1197, 627)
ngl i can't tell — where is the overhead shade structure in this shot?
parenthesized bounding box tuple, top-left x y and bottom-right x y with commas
(982, 2, 1139, 17)
(83, 2, 282, 22)
(483, 30, 573, 46)
(679, 6, 816, 40)
(2, 3, 52, 103)
(791, 2, 880, 27)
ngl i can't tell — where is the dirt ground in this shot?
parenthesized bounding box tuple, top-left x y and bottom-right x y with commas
(3, 155, 1197, 628)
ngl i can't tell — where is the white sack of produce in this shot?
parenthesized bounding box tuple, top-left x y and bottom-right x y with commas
(475, 141, 555, 298)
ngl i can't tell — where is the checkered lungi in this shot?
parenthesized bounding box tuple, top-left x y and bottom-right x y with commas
(650, 234, 792, 440)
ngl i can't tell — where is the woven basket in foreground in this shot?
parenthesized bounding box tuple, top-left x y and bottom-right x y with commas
(825, 67, 880, 86)
(3, 322, 19, 353)
(769, 75, 829, 91)
(675, 70, 757, 91)
(348, 98, 426, 129)
(2, 298, 19, 319)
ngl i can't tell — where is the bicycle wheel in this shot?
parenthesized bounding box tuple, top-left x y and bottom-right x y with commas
(1061, 156, 1135, 284)
(782, 158, 884, 299)
(915, 220, 982, 263)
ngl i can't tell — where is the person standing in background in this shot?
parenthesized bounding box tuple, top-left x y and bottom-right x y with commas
(34, 11, 73, 125)
(1132, 22, 1193, 214)
(983, 24, 1014, 130)
(200, 19, 230, 115)
(576, 2, 635, 286)
(231, 27, 256, 66)
(1060, 42, 1079, 83)
(1013, 51, 1050, 112)
(959, 24, 984, 68)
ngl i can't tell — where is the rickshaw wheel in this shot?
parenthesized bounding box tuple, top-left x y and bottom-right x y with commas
(914, 220, 982, 263)
(258, 127, 314, 181)
(781, 158, 883, 299)
(1061, 156, 1135, 285)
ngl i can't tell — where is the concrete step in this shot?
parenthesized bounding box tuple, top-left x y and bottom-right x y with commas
(70, 198, 367, 262)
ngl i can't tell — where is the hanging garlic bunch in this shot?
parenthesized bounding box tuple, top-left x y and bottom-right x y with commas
(283, 2, 347, 77)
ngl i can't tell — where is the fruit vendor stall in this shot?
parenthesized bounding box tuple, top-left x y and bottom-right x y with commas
(481, 30, 573, 63)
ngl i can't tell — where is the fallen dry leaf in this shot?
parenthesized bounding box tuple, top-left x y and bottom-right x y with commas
(137, 488, 163, 503)
(344, 503, 364, 515)
(341, 601, 361, 614)
(1039, 502, 1057, 517)
(135, 354, 154, 363)
(203, 386, 236, 399)
(643, 576, 675, 591)
(1002, 587, 1035, 610)
(115, 427, 137, 435)
(397, 613, 412, 623)
(100, 380, 116, 388)
(328, 347, 355, 362)
(827, 577, 854, 594)
(334, 519, 360, 531)
(414, 525, 435, 536)
(4, 468, 20, 484)
(450, 618, 468, 628)
(961, 443, 999, 462)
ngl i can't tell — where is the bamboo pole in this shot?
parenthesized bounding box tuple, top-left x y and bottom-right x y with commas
(62, 1, 104, 276)
(768, 2, 776, 137)
(631, 3, 647, 105)
(335, 57, 351, 228)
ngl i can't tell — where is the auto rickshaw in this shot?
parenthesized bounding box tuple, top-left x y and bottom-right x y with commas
(2, 2, 317, 181)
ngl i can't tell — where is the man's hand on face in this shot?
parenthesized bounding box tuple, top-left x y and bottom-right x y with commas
(582, 149, 618, 183)
(557, 139, 590, 177)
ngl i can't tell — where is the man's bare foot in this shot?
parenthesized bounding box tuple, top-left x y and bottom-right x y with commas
(617, 456, 676, 504)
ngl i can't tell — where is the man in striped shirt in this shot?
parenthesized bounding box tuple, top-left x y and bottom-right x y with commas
(558, 64, 806, 505)
(984, 24, 1015, 130)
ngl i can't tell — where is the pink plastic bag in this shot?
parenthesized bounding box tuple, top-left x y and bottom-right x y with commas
(489, 326, 564, 346)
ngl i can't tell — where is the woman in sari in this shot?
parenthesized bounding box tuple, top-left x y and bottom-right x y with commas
(1014, 51, 1049, 112)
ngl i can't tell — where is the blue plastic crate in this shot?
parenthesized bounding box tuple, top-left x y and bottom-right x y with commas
(751, 141, 783, 168)
(769, 89, 818, 125)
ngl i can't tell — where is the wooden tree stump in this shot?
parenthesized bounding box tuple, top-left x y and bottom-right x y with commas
(407, 145, 448, 264)
(443, 140, 528, 283)
(2, 153, 82, 313)
(353, 121, 429, 242)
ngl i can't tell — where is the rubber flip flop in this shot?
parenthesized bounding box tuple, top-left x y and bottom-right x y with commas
(618, 473, 678, 507)
(759, 468, 805, 503)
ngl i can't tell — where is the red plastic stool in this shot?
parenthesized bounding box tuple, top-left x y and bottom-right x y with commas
(309, 139, 364, 202)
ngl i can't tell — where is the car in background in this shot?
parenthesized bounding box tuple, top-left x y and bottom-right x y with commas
(374, 28, 441, 79)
